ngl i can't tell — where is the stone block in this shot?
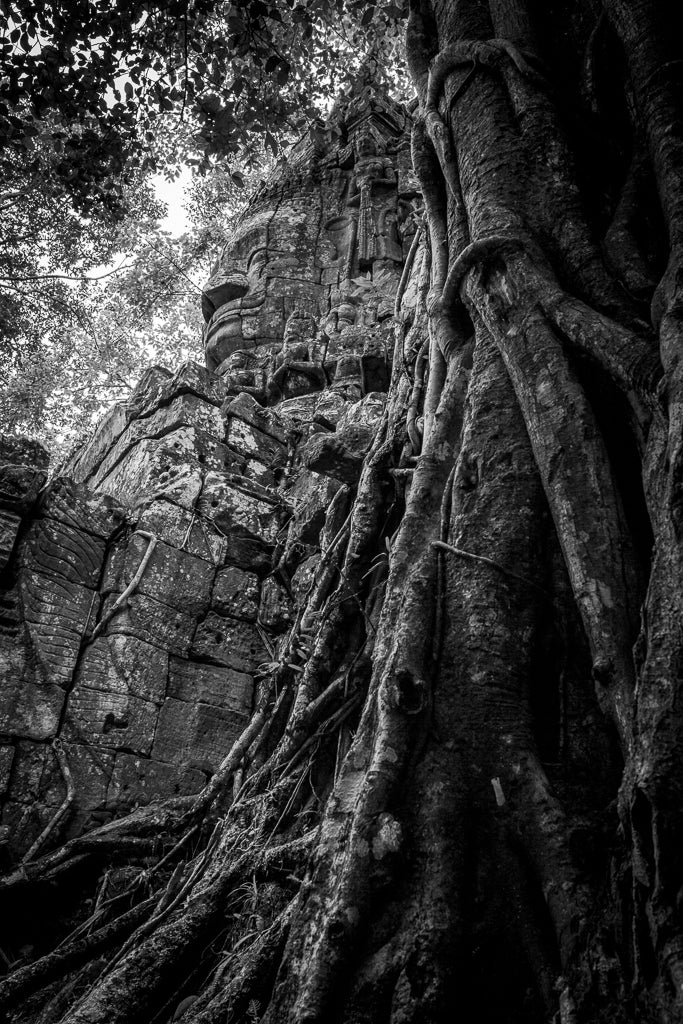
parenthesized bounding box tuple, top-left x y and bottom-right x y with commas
(96, 590, 197, 656)
(310, 391, 347, 428)
(126, 364, 174, 416)
(211, 566, 259, 621)
(191, 611, 268, 673)
(93, 435, 204, 510)
(73, 636, 169, 704)
(64, 681, 160, 756)
(285, 470, 342, 547)
(301, 423, 374, 484)
(222, 527, 274, 574)
(151, 360, 226, 412)
(102, 533, 215, 619)
(19, 570, 97, 688)
(22, 516, 107, 589)
(90, 391, 224, 495)
(152, 698, 249, 773)
(136, 499, 226, 566)
(242, 458, 277, 489)
(0, 645, 64, 739)
(6, 740, 113, 844)
(200, 471, 283, 545)
(0, 799, 57, 859)
(225, 417, 287, 468)
(63, 366, 173, 485)
(0, 464, 47, 514)
(222, 392, 288, 444)
(93, 394, 225, 493)
(106, 752, 205, 810)
(6, 739, 46, 801)
(39, 477, 125, 540)
(63, 402, 130, 484)
(277, 394, 322, 427)
(167, 657, 253, 714)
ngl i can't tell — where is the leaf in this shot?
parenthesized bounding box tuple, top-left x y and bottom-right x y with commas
(230, 170, 245, 187)
(264, 130, 278, 156)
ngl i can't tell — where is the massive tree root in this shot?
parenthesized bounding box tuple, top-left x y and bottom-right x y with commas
(3, 0, 683, 1021)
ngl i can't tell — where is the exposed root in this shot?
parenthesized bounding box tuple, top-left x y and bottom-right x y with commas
(22, 738, 75, 863)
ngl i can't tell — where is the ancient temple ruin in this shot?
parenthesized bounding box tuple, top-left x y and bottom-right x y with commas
(0, 83, 422, 860)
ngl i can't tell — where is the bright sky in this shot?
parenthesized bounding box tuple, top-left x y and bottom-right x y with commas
(151, 169, 192, 237)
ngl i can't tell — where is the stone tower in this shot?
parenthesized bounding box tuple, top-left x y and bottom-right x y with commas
(0, 83, 421, 861)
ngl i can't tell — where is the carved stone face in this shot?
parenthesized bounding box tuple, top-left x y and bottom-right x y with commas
(202, 195, 325, 373)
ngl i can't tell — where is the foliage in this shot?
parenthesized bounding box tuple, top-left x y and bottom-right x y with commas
(0, 162, 262, 458)
(1, 0, 409, 199)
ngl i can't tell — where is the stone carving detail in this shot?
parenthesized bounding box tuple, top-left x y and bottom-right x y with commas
(0, 82, 421, 859)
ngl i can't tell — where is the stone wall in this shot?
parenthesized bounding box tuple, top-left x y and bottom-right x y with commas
(0, 80, 423, 863)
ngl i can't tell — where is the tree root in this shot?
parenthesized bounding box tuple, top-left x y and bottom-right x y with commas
(22, 738, 75, 863)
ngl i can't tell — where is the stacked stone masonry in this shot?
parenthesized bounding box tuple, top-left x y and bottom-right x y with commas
(0, 81, 424, 861)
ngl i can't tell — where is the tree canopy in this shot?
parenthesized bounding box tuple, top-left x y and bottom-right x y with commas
(0, 0, 408, 451)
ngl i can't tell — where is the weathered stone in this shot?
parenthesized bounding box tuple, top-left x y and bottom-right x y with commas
(222, 526, 274, 574)
(18, 570, 96, 688)
(0, 82, 412, 853)
(167, 656, 253, 714)
(63, 367, 172, 485)
(258, 577, 294, 632)
(191, 611, 268, 673)
(152, 698, 249, 772)
(64, 681, 160, 756)
(93, 435, 204, 510)
(150, 360, 226, 412)
(0, 646, 64, 739)
(125, 364, 174, 417)
(211, 565, 259, 621)
(135, 499, 226, 566)
(301, 422, 375, 484)
(102, 533, 215, 618)
(285, 470, 342, 547)
(241, 457, 277, 489)
(4, 738, 114, 848)
(0, 744, 14, 795)
(222, 392, 288, 443)
(96, 590, 197, 656)
(106, 752, 205, 810)
(74, 636, 168, 704)
(200, 471, 284, 544)
(277, 394, 324, 428)
(92, 394, 225, 492)
(39, 477, 125, 540)
(0, 799, 56, 858)
(22, 516, 107, 589)
(224, 416, 287, 469)
(64, 402, 130, 484)
(0, 464, 47, 514)
(0, 509, 21, 571)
